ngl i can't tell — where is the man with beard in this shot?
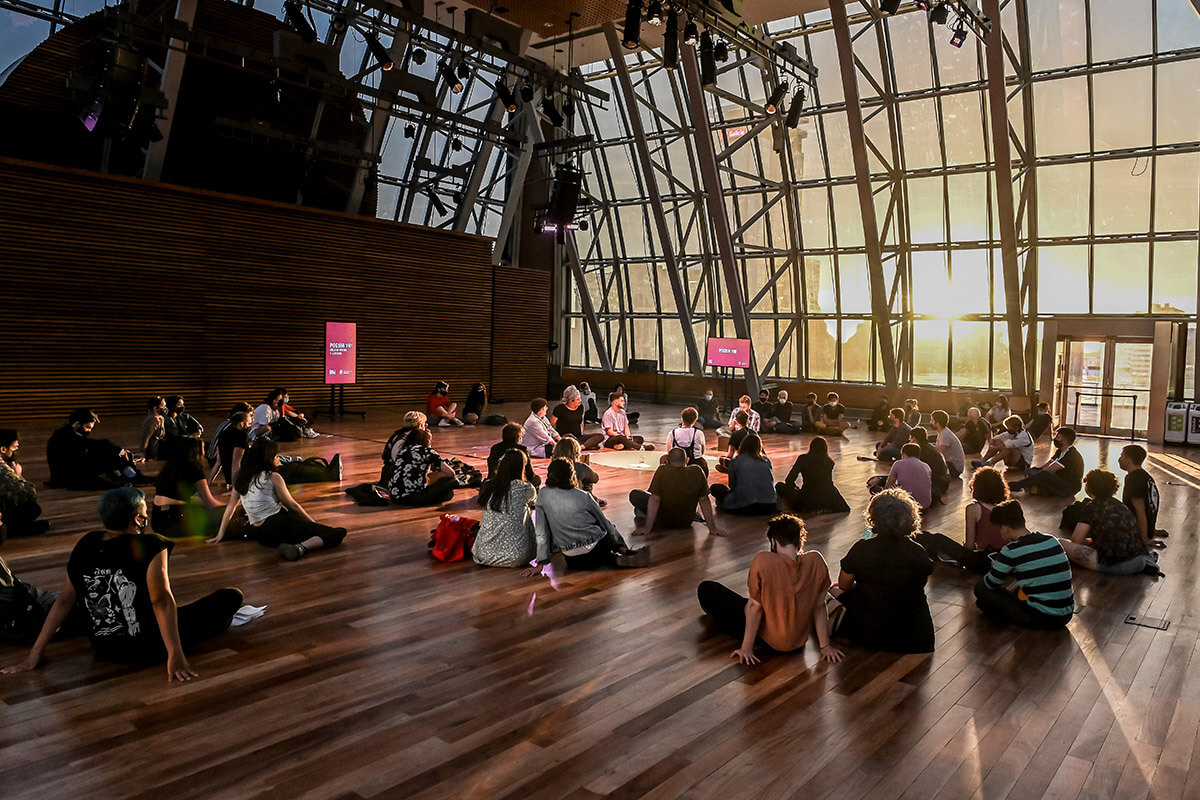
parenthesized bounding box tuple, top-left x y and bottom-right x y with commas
(46, 409, 145, 490)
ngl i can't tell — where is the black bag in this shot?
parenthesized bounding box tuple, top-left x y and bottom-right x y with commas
(0, 558, 53, 644)
(346, 482, 391, 507)
(866, 474, 888, 495)
(444, 457, 483, 488)
(1060, 499, 1092, 532)
(479, 414, 508, 426)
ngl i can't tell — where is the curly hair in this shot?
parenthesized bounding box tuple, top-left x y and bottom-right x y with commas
(766, 514, 807, 550)
(545, 458, 578, 490)
(969, 465, 1010, 505)
(1084, 468, 1119, 499)
(865, 488, 922, 540)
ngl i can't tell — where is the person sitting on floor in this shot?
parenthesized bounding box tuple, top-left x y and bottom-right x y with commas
(3, 487, 244, 680)
(521, 398, 562, 458)
(697, 390, 722, 430)
(210, 440, 347, 559)
(698, 514, 844, 665)
(427, 380, 465, 427)
(46, 409, 145, 490)
(473, 449, 537, 568)
(1027, 402, 1054, 440)
(752, 390, 774, 431)
(602, 392, 650, 451)
(666, 407, 708, 475)
(1119, 444, 1167, 548)
(151, 439, 228, 538)
(206, 401, 252, 469)
(974, 499, 1074, 629)
(916, 465, 1011, 574)
(551, 437, 604, 506)
(874, 408, 911, 462)
(956, 406, 992, 455)
(775, 436, 850, 515)
(732, 395, 761, 433)
(883, 443, 932, 511)
(904, 398, 921, 428)
(386, 427, 457, 507)
(710, 433, 779, 516)
(1008, 427, 1083, 497)
(930, 410, 965, 479)
(550, 386, 604, 451)
(579, 382, 600, 424)
(868, 395, 891, 432)
(141, 396, 166, 460)
(802, 393, 823, 433)
(986, 395, 1011, 430)
(770, 390, 799, 434)
(0, 429, 50, 537)
(909, 427, 950, 504)
(613, 384, 640, 426)
(252, 389, 302, 442)
(831, 489, 935, 654)
(486, 422, 540, 488)
(161, 395, 205, 460)
(214, 409, 254, 488)
(630, 447, 725, 538)
(972, 415, 1034, 472)
(462, 382, 490, 425)
(1058, 469, 1161, 576)
(0, 550, 85, 643)
(525, 458, 648, 575)
(717, 410, 754, 473)
(277, 390, 319, 438)
(815, 392, 850, 436)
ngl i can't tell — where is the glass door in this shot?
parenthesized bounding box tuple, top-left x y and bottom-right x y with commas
(1056, 337, 1152, 436)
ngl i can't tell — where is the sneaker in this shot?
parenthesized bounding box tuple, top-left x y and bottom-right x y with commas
(279, 543, 307, 561)
(970, 460, 985, 469)
(437, 418, 452, 427)
(597, 497, 609, 508)
(614, 546, 651, 568)
(641, 444, 655, 451)
(452, 418, 465, 427)
(303, 428, 320, 438)
(328, 453, 343, 482)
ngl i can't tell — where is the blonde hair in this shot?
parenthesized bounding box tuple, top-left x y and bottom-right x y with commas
(552, 437, 582, 461)
(403, 411, 427, 429)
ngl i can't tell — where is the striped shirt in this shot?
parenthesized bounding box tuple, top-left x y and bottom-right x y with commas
(983, 531, 1075, 617)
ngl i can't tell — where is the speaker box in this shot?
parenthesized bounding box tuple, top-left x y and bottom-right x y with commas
(547, 164, 582, 225)
(627, 359, 657, 374)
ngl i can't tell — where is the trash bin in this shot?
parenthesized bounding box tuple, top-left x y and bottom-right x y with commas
(1187, 402, 1200, 444)
(1165, 402, 1189, 443)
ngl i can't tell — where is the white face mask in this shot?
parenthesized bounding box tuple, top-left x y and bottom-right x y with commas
(705, 394, 713, 401)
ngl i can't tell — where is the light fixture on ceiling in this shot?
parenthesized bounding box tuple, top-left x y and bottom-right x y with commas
(440, 62, 464, 93)
(765, 82, 788, 114)
(495, 81, 518, 113)
(663, 10, 679, 69)
(880, 0, 902, 14)
(282, 0, 316, 43)
(410, 47, 427, 65)
(930, 3, 950, 25)
(646, 1, 664, 26)
(364, 31, 394, 71)
(542, 96, 565, 127)
(713, 38, 729, 62)
(785, 87, 806, 129)
(683, 17, 699, 47)
(699, 30, 716, 86)
(949, 22, 968, 47)
(622, 0, 642, 49)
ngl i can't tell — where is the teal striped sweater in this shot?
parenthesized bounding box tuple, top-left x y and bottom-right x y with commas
(983, 531, 1075, 617)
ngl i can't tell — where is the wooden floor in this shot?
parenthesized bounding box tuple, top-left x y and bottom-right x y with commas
(2, 404, 1199, 800)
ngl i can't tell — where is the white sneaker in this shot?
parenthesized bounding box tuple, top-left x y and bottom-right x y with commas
(452, 419, 465, 427)
(438, 418, 452, 427)
(303, 428, 320, 438)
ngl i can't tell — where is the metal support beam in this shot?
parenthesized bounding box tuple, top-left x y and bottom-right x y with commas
(454, 88, 509, 232)
(828, 0, 897, 392)
(982, 0, 1028, 401)
(345, 29, 410, 214)
(565, 238, 615, 372)
(604, 23, 703, 377)
(490, 106, 538, 266)
(142, 0, 198, 181)
(682, 46, 759, 394)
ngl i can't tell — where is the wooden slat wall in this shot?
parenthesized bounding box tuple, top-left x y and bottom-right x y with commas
(0, 157, 534, 419)
(489, 265, 552, 402)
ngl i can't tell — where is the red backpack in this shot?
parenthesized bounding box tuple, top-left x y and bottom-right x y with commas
(428, 514, 480, 562)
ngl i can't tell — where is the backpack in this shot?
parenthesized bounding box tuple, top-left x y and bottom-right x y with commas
(0, 558, 54, 644)
(428, 514, 480, 562)
(444, 457, 483, 488)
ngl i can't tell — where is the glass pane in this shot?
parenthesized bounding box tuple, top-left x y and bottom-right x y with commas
(1092, 68, 1152, 151)
(1034, 77, 1089, 156)
(1027, 0, 1086, 71)
(1093, 159, 1151, 235)
(910, 251, 947, 316)
(1037, 163, 1090, 237)
(805, 255, 836, 314)
(1110, 343, 1153, 433)
(808, 320, 837, 380)
(1157, 60, 1200, 146)
(1158, 1, 1200, 52)
(831, 184, 864, 248)
(801, 188, 832, 249)
(901, 99, 943, 171)
(1038, 246, 1090, 314)
(1094, 244, 1150, 314)
(950, 249, 993, 315)
(947, 173, 989, 241)
(952, 321, 993, 388)
(907, 177, 945, 244)
(1064, 340, 1105, 429)
(841, 320, 872, 382)
(1153, 242, 1198, 314)
(889, 10, 933, 94)
(940, 91, 988, 166)
(1155, 154, 1200, 232)
(913, 320, 949, 386)
(1090, 0, 1153, 63)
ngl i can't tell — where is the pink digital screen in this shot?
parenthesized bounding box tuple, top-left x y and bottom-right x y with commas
(705, 337, 752, 368)
(325, 322, 357, 385)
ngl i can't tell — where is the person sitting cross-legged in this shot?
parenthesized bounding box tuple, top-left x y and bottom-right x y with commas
(666, 407, 708, 475)
(427, 380, 465, 427)
(916, 465, 1010, 574)
(956, 407, 992, 455)
(874, 408, 911, 462)
(1008, 427, 1084, 497)
(47, 409, 147, 490)
(387, 427, 458, 507)
(1119, 444, 1167, 548)
(602, 392, 650, 451)
(775, 437, 850, 515)
(930, 410, 965, 479)
(160, 395, 205, 461)
(698, 514, 845, 665)
(867, 395, 891, 433)
(884, 443, 932, 511)
(973, 499, 1075, 629)
(473, 449, 537, 568)
(521, 398, 562, 458)
(523, 458, 648, 575)
(752, 390, 774, 432)
(630, 447, 726, 538)
(3, 487, 243, 680)
(1026, 402, 1054, 441)
(909, 427, 950, 504)
(770, 390, 799, 434)
(972, 415, 1034, 472)
(550, 386, 604, 450)
(710, 433, 780, 516)
(486, 422, 541, 488)
(1058, 469, 1161, 576)
(801, 393, 823, 434)
(814, 392, 850, 436)
(551, 437, 605, 506)
(0, 429, 50, 537)
(697, 389, 723, 430)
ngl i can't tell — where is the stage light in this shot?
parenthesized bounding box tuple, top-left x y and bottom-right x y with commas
(541, 96, 564, 127)
(647, 1, 664, 26)
(785, 87, 806, 128)
(949, 23, 967, 47)
(699, 30, 716, 86)
(562, 97, 576, 119)
(411, 47, 427, 65)
(521, 83, 535, 102)
(404, 123, 416, 138)
(450, 137, 463, 152)
(622, 0, 642, 49)
(880, 0, 902, 13)
(764, 82, 787, 114)
(683, 17, 699, 47)
(283, 0, 316, 43)
(330, 13, 348, 32)
(495, 81, 518, 113)
(914, 0, 930, 8)
(930, 3, 950, 24)
(457, 62, 471, 80)
(364, 31, 394, 71)
(714, 38, 729, 62)
(663, 10, 679, 69)
(440, 62, 463, 93)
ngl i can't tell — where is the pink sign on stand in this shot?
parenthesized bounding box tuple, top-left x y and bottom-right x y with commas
(705, 337, 752, 369)
(325, 322, 357, 385)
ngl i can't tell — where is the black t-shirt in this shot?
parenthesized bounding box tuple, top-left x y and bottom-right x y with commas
(698, 397, 720, 418)
(154, 462, 205, 501)
(728, 427, 750, 453)
(752, 400, 774, 419)
(217, 426, 249, 483)
(67, 531, 173, 657)
(1027, 412, 1053, 439)
(840, 536, 934, 653)
(774, 401, 794, 423)
(552, 403, 585, 439)
(822, 403, 846, 420)
(1122, 468, 1159, 533)
(1053, 447, 1085, 493)
(487, 441, 539, 486)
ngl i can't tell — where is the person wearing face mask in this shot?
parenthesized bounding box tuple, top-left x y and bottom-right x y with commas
(0, 429, 50, 537)
(140, 396, 167, 460)
(2, 487, 244, 681)
(697, 390, 722, 430)
(46, 409, 146, 490)
(1007, 427, 1084, 498)
(277, 389, 319, 438)
(160, 395, 205, 461)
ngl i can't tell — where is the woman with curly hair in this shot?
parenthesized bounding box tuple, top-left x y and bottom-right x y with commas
(915, 465, 1010, 574)
(832, 489, 934, 653)
(1059, 469, 1160, 576)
